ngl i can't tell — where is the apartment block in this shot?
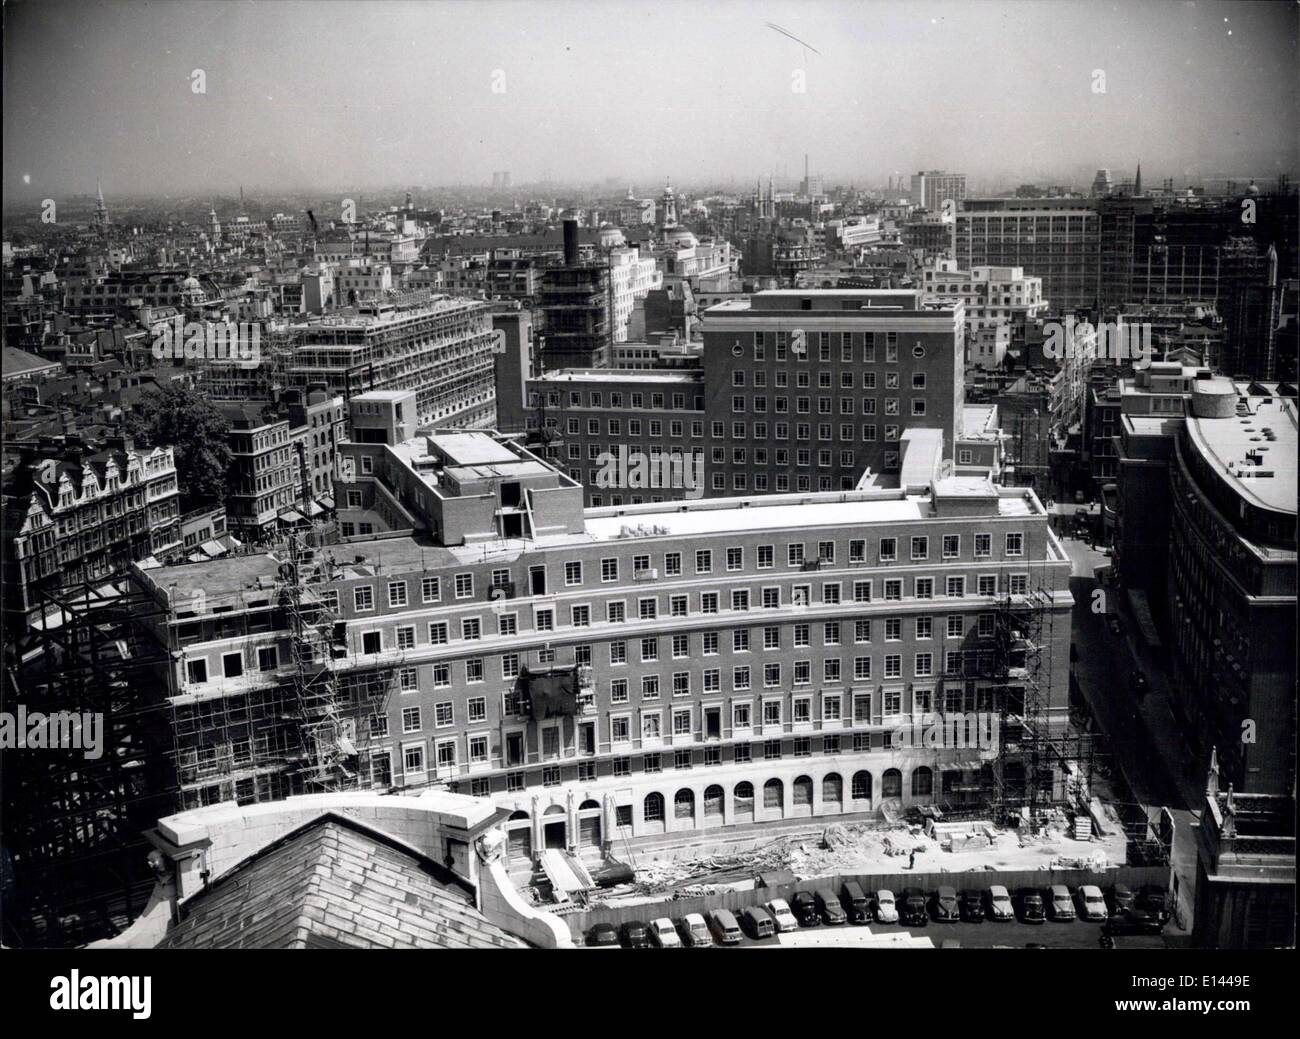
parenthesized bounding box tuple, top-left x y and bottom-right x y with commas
(2, 434, 180, 629)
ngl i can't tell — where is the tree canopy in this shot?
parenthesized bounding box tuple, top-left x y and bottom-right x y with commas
(124, 384, 233, 511)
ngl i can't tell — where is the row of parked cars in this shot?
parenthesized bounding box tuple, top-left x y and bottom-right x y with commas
(586, 882, 1168, 946)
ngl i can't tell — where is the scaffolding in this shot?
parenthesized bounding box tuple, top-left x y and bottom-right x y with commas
(273, 533, 357, 791)
(1, 579, 178, 948)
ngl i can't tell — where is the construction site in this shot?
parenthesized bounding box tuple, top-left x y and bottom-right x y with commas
(515, 585, 1171, 916)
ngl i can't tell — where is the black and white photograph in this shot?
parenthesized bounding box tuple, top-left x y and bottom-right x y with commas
(0, 0, 1295, 1013)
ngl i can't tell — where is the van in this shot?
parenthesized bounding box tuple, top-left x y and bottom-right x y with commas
(707, 908, 743, 945)
(741, 905, 776, 939)
(841, 881, 871, 924)
(815, 888, 847, 925)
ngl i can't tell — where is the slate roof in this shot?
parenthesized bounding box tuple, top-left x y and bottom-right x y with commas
(156, 814, 528, 949)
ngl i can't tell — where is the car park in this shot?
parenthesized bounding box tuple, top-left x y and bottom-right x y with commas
(648, 917, 681, 948)
(1016, 888, 1046, 924)
(740, 905, 776, 940)
(872, 889, 899, 924)
(1047, 885, 1076, 921)
(1125, 886, 1169, 931)
(680, 913, 713, 947)
(765, 898, 799, 932)
(1077, 885, 1108, 921)
(587, 922, 620, 947)
(841, 881, 871, 924)
(790, 891, 821, 927)
(932, 886, 960, 921)
(959, 889, 985, 922)
(815, 888, 847, 925)
(622, 920, 651, 948)
(706, 908, 743, 945)
(901, 889, 929, 927)
(985, 885, 1014, 921)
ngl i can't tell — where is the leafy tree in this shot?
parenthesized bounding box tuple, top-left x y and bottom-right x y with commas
(124, 384, 233, 510)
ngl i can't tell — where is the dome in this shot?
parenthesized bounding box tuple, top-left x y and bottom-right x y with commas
(664, 226, 697, 248)
(597, 227, 626, 247)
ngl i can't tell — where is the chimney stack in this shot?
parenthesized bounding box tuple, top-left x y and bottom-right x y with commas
(563, 219, 579, 266)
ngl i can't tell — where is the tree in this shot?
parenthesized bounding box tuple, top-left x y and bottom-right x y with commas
(124, 384, 232, 511)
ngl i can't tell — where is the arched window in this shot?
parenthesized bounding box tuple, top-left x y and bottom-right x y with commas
(704, 785, 724, 816)
(579, 799, 600, 811)
(851, 771, 872, 800)
(643, 791, 664, 823)
(763, 778, 784, 808)
(793, 775, 814, 806)
(734, 781, 755, 814)
(822, 773, 843, 802)
(507, 810, 529, 821)
(911, 766, 933, 798)
(674, 788, 695, 819)
(882, 768, 902, 798)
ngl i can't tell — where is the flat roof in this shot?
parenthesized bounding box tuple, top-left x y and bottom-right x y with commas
(1187, 397, 1297, 515)
(533, 369, 699, 384)
(428, 432, 517, 466)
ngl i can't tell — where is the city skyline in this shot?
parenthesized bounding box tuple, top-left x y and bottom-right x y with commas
(4, 0, 1298, 198)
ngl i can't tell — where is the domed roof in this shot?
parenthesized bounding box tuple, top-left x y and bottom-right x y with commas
(664, 225, 697, 247)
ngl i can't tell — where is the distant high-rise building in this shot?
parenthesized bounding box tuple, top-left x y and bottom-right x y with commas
(94, 179, 109, 233)
(1091, 168, 1113, 198)
(910, 170, 966, 213)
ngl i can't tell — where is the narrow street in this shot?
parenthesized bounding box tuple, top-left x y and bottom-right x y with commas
(1058, 534, 1201, 937)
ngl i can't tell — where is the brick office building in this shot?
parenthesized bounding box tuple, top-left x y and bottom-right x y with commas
(132, 413, 1072, 862)
(513, 289, 966, 505)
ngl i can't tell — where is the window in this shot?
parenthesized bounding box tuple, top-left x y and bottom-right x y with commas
(354, 585, 374, 612)
(467, 696, 486, 723)
(884, 655, 902, 679)
(610, 641, 627, 665)
(884, 579, 902, 601)
(642, 675, 660, 699)
(535, 608, 554, 631)
(571, 604, 590, 628)
(695, 549, 712, 574)
(257, 647, 278, 672)
(879, 538, 897, 562)
(942, 535, 960, 559)
(911, 536, 928, 560)
(726, 547, 743, 571)
(641, 637, 659, 662)
(428, 621, 448, 645)
(601, 557, 618, 582)
(461, 618, 481, 640)
(564, 560, 582, 586)
(946, 576, 965, 598)
(916, 615, 933, 640)
(361, 632, 381, 655)
(502, 653, 520, 678)
(421, 577, 441, 602)
(607, 600, 625, 624)
(403, 744, 425, 775)
(1006, 532, 1024, 557)
(915, 577, 934, 600)
(854, 619, 871, 643)
(466, 659, 484, 683)
(186, 659, 208, 684)
(402, 706, 422, 733)
(454, 573, 473, 599)
(974, 533, 992, 558)
(854, 656, 872, 680)
(915, 653, 933, 678)
(387, 581, 407, 608)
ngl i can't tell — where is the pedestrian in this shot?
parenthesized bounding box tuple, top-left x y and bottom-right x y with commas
(908, 849, 916, 870)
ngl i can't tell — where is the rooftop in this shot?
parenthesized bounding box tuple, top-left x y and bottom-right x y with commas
(428, 431, 517, 467)
(533, 368, 699, 384)
(155, 815, 527, 950)
(1188, 396, 1297, 515)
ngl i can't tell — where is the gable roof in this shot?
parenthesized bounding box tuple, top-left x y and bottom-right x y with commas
(156, 814, 528, 949)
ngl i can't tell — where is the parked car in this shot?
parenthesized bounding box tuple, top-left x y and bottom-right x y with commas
(648, 917, 681, 948)
(901, 889, 929, 927)
(985, 885, 1014, 921)
(586, 922, 620, 947)
(740, 905, 776, 940)
(932, 886, 960, 921)
(841, 881, 871, 924)
(1016, 888, 1046, 924)
(815, 888, 847, 926)
(1047, 885, 1076, 921)
(765, 898, 799, 933)
(680, 913, 712, 947)
(706, 908, 743, 945)
(1126, 886, 1169, 931)
(790, 891, 821, 927)
(959, 889, 985, 922)
(622, 920, 652, 948)
(1110, 883, 1137, 916)
(872, 889, 899, 924)
(1077, 885, 1109, 922)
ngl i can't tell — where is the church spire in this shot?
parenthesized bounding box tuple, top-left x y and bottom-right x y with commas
(1134, 162, 1142, 196)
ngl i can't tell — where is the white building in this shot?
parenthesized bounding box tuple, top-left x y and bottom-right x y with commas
(921, 259, 1047, 339)
(607, 246, 663, 343)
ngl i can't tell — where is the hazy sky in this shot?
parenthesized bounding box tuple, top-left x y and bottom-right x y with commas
(3, 0, 1297, 199)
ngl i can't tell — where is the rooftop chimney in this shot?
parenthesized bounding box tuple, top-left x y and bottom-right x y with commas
(563, 219, 579, 266)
